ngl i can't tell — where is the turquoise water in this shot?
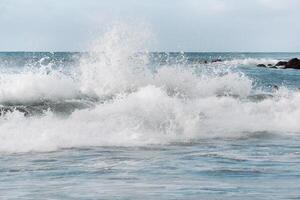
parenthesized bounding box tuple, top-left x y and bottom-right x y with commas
(1, 52, 300, 199)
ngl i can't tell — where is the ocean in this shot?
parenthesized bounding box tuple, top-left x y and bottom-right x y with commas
(1, 51, 300, 199)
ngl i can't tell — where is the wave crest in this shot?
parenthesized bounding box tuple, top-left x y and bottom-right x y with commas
(0, 23, 299, 153)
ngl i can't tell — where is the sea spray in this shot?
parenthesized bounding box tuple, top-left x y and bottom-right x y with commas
(0, 24, 300, 153)
(0, 69, 79, 103)
(79, 22, 153, 97)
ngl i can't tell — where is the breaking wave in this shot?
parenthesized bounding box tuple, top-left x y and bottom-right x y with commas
(0, 23, 300, 153)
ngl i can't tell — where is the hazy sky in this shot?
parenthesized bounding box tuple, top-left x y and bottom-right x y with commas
(0, 0, 300, 52)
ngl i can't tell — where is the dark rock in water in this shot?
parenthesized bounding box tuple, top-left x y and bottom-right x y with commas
(257, 64, 267, 67)
(285, 58, 300, 69)
(275, 61, 288, 67)
(257, 63, 278, 69)
(256, 58, 300, 70)
(274, 58, 300, 69)
(211, 59, 222, 63)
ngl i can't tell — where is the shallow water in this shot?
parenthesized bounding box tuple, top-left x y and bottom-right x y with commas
(1, 136, 300, 199)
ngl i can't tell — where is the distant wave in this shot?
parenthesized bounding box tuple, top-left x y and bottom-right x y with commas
(220, 58, 280, 66)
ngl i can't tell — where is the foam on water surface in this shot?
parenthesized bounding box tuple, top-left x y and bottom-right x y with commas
(0, 24, 300, 153)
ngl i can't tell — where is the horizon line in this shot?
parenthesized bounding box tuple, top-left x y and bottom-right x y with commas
(0, 51, 300, 53)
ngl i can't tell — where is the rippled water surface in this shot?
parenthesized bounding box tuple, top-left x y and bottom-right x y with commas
(1, 136, 300, 199)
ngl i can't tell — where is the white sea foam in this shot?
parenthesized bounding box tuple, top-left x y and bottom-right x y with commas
(222, 58, 279, 66)
(1, 84, 300, 153)
(0, 23, 300, 153)
(0, 68, 80, 103)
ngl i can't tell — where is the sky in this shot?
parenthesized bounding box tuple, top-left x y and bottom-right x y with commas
(0, 0, 300, 52)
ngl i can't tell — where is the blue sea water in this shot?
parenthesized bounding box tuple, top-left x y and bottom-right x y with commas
(1, 52, 300, 199)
